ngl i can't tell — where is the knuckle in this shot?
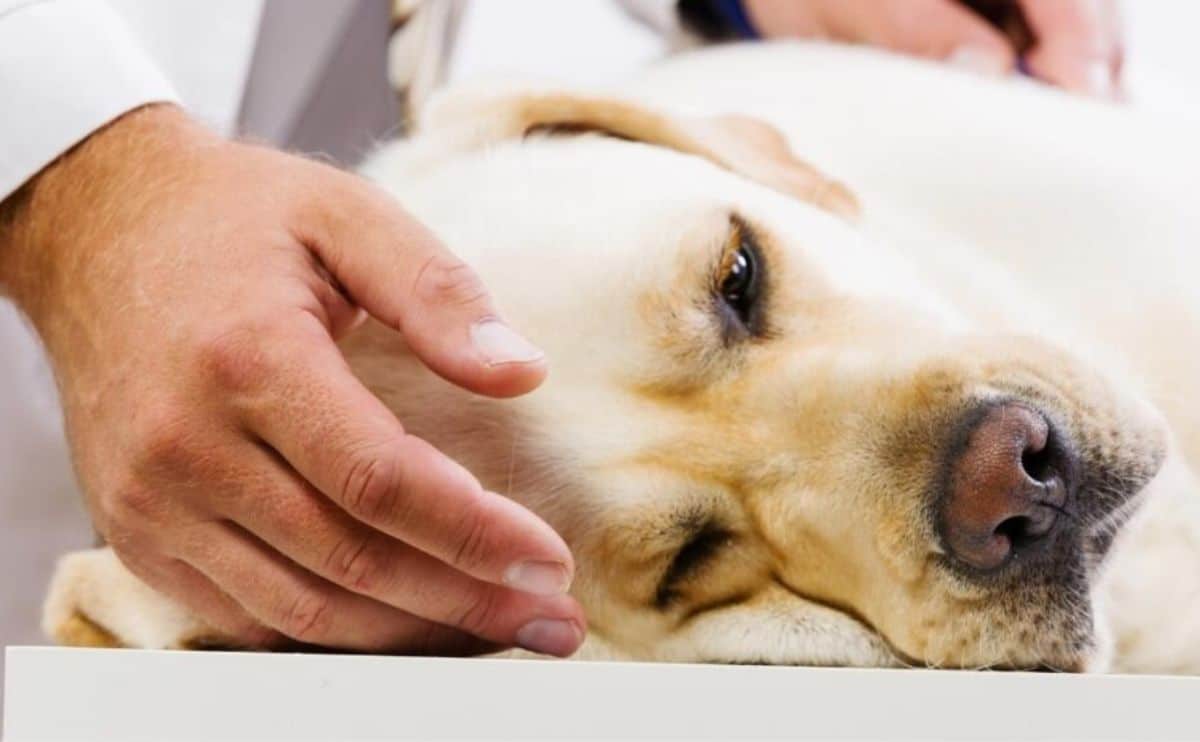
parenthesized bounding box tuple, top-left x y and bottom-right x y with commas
(134, 409, 200, 474)
(279, 589, 334, 643)
(450, 507, 494, 575)
(449, 589, 502, 637)
(338, 448, 402, 523)
(193, 322, 276, 393)
(123, 401, 214, 495)
(412, 255, 490, 312)
(104, 482, 169, 531)
(324, 533, 386, 594)
(106, 539, 155, 579)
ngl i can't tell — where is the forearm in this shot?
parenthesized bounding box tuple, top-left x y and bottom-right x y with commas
(0, 180, 31, 290)
(0, 0, 182, 297)
(0, 104, 205, 342)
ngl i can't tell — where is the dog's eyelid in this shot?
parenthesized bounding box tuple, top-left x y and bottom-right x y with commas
(653, 523, 736, 609)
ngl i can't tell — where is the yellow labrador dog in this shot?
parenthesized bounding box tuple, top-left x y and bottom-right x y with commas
(44, 44, 1200, 674)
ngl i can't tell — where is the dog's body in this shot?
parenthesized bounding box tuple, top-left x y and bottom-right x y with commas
(45, 43, 1200, 673)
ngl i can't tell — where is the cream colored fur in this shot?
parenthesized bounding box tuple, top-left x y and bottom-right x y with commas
(44, 43, 1200, 673)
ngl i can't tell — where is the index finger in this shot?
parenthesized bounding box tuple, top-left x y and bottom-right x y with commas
(294, 164, 548, 400)
(233, 315, 575, 597)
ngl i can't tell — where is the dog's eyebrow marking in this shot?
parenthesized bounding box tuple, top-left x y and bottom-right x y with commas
(654, 520, 735, 609)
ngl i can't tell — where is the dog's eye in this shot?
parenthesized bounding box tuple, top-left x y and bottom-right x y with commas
(716, 228, 765, 338)
(723, 246, 755, 305)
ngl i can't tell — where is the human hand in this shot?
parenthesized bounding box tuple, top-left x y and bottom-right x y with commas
(0, 104, 585, 656)
(742, 0, 1122, 97)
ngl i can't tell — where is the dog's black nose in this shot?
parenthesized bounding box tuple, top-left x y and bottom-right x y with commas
(941, 403, 1075, 571)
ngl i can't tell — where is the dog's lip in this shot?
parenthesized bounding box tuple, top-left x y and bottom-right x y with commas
(775, 564, 1101, 671)
(771, 575, 904, 657)
(1081, 475, 1155, 566)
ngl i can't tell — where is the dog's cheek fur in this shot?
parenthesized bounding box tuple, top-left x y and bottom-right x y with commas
(337, 253, 1160, 671)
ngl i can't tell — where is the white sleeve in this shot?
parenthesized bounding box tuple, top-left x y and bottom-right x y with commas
(615, 0, 707, 48)
(0, 0, 180, 201)
(615, 0, 683, 35)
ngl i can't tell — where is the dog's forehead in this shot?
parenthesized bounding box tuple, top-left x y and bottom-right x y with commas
(381, 136, 963, 327)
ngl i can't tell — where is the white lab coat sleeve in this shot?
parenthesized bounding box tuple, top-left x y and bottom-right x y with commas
(615, 0, 710, 47)
(615, 0, 683, 35)
(0, 0, 180, 201)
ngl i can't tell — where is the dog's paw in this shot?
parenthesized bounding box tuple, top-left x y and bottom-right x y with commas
(52, 610, 123, 649)
(42, 550, 118, 647)
(43, 548, 211, 650)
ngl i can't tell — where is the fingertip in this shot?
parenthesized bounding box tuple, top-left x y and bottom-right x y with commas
(504, 559, 573, 597)
(476, 354, 549, 399)
(515, 616, 587, 658)
(413, 318, 549, 399)
(485, 491, 576, 588)
(467, 318, 550, 397)
(471, 319, 544, 366)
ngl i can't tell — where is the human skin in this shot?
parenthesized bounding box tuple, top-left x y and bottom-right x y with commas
(0, 104, 586, 657)
(744, 0, 1123, 97)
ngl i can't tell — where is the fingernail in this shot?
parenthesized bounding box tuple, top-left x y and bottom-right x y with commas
(504, 560, 572, 596)
(515, 618, 583, 657)
(1086, 61, 1114, 98)
(948, 45, 1008, 76)
(471, 319, 544, 366)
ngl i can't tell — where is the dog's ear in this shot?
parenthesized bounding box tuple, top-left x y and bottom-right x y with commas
(416, 88, 859, 220)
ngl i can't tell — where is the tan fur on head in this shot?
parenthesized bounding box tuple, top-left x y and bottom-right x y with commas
(45, 47, 1200, 675)
(413, 86, 859, 218)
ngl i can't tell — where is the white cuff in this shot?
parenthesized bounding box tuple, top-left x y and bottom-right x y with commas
(615, 0, 706, 49)
(615, 0, 683, 34)
(0, 0, 180, 200)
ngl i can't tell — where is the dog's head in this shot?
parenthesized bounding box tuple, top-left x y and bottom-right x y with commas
(352, 88, 1168, 671)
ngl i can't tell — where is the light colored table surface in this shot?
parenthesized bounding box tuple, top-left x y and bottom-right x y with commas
(5, 647, 1200, 740)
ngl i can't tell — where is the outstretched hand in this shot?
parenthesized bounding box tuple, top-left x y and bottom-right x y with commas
(0, 104, 586, 657)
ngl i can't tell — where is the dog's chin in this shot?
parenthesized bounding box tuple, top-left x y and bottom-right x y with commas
(620, 597, 901, 668)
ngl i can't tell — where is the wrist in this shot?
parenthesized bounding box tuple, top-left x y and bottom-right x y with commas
(0, 104, 209, 323)
(0, 181, 33, 280)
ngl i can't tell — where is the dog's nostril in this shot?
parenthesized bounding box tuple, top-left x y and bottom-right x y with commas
(1021, 447, 1047, 482)
(995, 509, 1057, 552)
(940, 403, 1074, 572)
(1020, 440, 1058, 486)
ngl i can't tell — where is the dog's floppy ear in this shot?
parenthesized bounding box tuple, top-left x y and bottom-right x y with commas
(417, 88, 859, 220)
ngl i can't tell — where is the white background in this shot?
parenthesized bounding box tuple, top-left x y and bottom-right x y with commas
(1, 0, 1198, 730)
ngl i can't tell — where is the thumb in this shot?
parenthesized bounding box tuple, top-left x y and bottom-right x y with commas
(837, 0, 1016, 76)
(299, 167, 547, 399)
